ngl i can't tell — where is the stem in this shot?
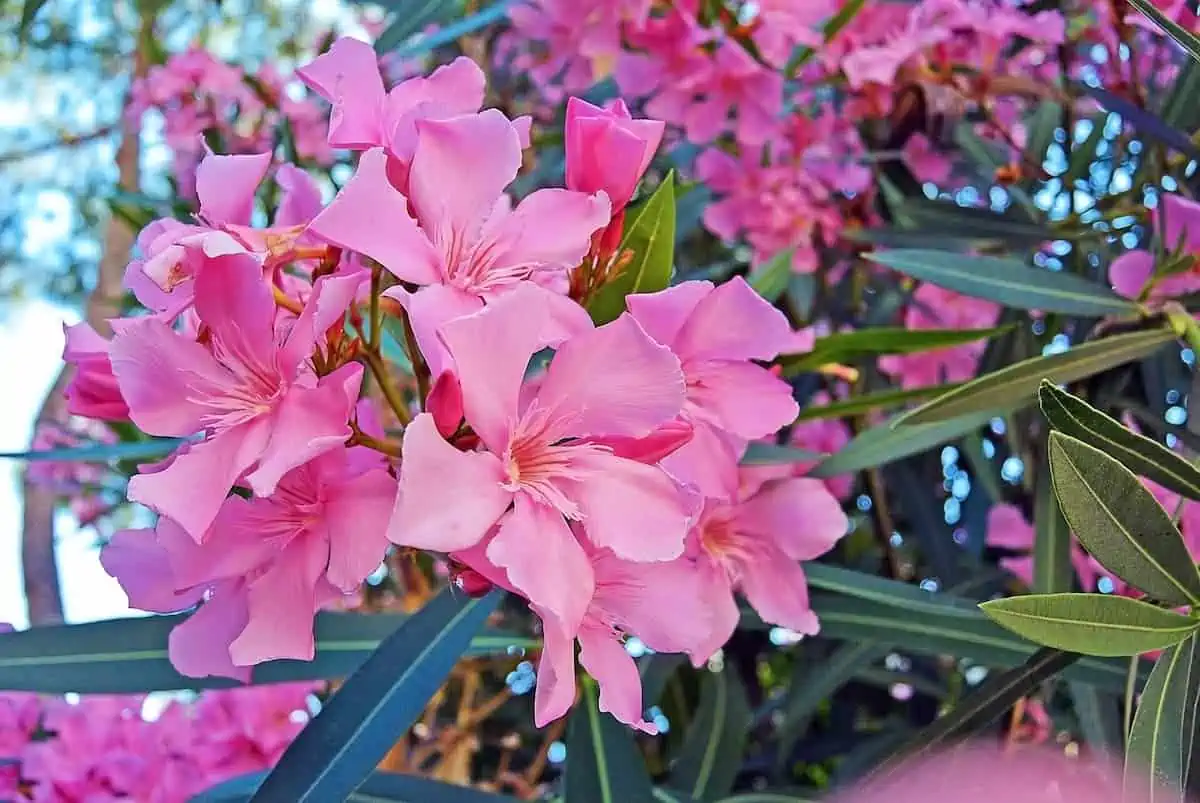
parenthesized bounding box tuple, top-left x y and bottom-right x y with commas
(360, 347, 411, 426)
(401, 308, 432, 408)
(369, 264, 382, 352)
(348, 424, 403, 458)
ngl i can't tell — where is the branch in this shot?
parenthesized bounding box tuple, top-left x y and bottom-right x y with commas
(0, 124, 117, 167)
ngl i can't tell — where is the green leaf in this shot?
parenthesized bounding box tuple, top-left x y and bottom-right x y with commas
(0, 438, 185, 463)
(1125, 633, 1200, 801)
(1049, 432, 1200, 606)
(387, 0, 512, 57)
(668, 668, 751, 801)
(588, 172, 677, 325)
(740, 443, 826, 465)
(18, 0, 50, 39)
(981, 593, 1198, 657)
(895, 328, 1177, 425)
(249, 589, 500, 803)
(748, 248, 794, 302)
(1033, 449, 1074, 595)
(194, 770, 520, 802)
(866, 249, 1140, 316)
(870, 648, 1079, 780)
(373, 0, 461, 53)
(805, 563, 981, 619)
(1127, 0, 1200, 63)
(1023, 101, 1061, 169)
(0, 611, 529, 694)
(717, 795, 818, 803)
(891, 198, 1055, 246)
(808, 408, 1000, 477)
(1040, 381, 1200, 502)
(794, 384, 964, 421)
(564, 676, 654, 803)
(809, 593, 1139, 690)
(781, 324, 1014, 375)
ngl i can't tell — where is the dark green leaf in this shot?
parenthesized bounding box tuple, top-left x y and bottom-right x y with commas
(867, 249, 1139, 316)
(373, 0, 457, 53)
(893, 198, 1054, 246)
(809, 409, 1000, 477)
(1127, 0, 1200, 63)
(19, 0, 50, 39)
(1049, 432, 1200, 606)
(748, 248, 794, 303)
(980, 593, 1199, 657)
(639, 653, 686, 707)
(896, 328, 1177, 425)
(0, 438, 185, 463)
(810, 593, 1138, 690)
(250, 589, 501, 803)
(0, 611, 528, 694)
(1163, 60, 1200, 132)
(1040, 381, 1200, 501)
(718, 795, 818, 803)
(1125, 633, 1200, 801)
(565, 677, 655, 803)
(389, 0, 512, 57)
(794, 384, 963, 421)
(1034, 449, 1074, 595)
(870, 648, 1079, 780)
(1023, 101, 1061, 169)
(589, 172, 676, 325)
(782, 324, 1014, 375)
(1083, 84, 1200, 162)
(668, 668, 751, 801)
(740, 443, 826, 465)
(805, 563, 981, 619)
(192, 770, 520, 802)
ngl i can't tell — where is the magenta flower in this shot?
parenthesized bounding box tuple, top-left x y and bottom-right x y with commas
(565, 96, 664, 213)
(878, 283, 999, 389)
(103, 445, 395, 677)
(1110, 192, 1200, 301)
(626, 277, 799, 498)
(62, 322, 130, 421)
(691, 473, 847, 657)
(109, 254, 365, 539)
(390, 288, 694, 639)
(984, 503, 1096, 590)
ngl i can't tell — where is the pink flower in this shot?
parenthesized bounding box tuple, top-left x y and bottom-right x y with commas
(109, 254, 365, 539)
(678, 40, 784, 147)
(1110, 193, 1200, 301)
(565, 97, 664, 213)
(62, 322, 130, 421)
(878, 283, 999, 389)
(390, 288, 694, 640)
(692, 473, 847, 657)
(749, 1, 835, 67)
(626, 278, 799, 498)
(103, 445, 394, 676)
(125, 150, 325, 318)
(984, 503, 1096, 589)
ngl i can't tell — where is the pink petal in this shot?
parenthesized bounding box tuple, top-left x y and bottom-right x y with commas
(427, 369, 465, 438)
(395, 283, 484, 379)
(389, 413, 511, 551)
(195, 151, 271, 226)
(577, 624, 657, 734)
(407, 110, 522, 238)
(586, 418, 694, 464)
(108, 317, 228, 436)
(985, 503, 1035, 551)
(1160, 193, 1200, 253)
(229, 543, 325, 665)
(486, 496, 595, 634)
(536, 313, 685, 439)
(169, 587, 252, 682)
(246, 364, 362, 497)
(426, 56, 487, 112)
(532, 617, 577, 727)
(572, 451, 691, 561)
(625, 280, 714, 349)
(296, 37, 386, 149)
(192, 253, 279, 376)
(692, 557, 740, 662)
(128, 421, 270, 540)
(100, 526, 204, 613)
(676, 276, 795, 361)
(163, 496, 279, 590)
(275, 164, 325, 226)
(660, 419, 742, 500)
(1109, 250, 1154, 299)
(280, 270, 365, 369)
(739, 545, 820, 635)
(438, 288, 547, 452)
(687, 360, 798, 439)
(307, 148, 442, 285)
(323, 466, 396, 591)
(737, 477, 847, 560)
(485, 188, 611, 275)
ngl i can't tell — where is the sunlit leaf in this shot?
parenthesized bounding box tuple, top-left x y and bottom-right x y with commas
(1125, 633, 1200, 802)
(794, 383, 964, 421)
(781, 324, 1014, 376)
(1128, 0, 1200, 63)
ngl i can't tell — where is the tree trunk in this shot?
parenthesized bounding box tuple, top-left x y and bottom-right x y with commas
(20, 21, 147, 625)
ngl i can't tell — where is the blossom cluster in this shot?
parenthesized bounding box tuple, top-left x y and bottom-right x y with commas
(65, 37, 849, 732)
(0, 681, 317, 802)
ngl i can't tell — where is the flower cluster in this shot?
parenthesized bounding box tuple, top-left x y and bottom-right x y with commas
(73, 37, 849, 731)
(0, 682, 317, 802)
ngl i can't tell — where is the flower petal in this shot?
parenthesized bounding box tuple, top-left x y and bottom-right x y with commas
(577, 624, 657, 734)
(686, 360, 798, 439)
(168, 586, 251, 682)
(484, 188, 611, 277)
(675, 276, 795, 361)
(323, 466, 397, 591)
(193, 252, 280, 378)
(1109, 250, 1154, 299)
(389, 413, 511, 551)
(296, 37, 386, 149)
(230, 542, 326, 665)
(195, 151, 271, 226)
(739, 546, 820, 636)
(625, 279, 713, 349)
(275, 164, 325, 226)
(532, 616, 577, 727)
(100, 526, 205, 613)
(736, 477, 847, 560)
(572, 451, 691, 562)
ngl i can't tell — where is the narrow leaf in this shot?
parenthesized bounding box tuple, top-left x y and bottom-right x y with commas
(1125, 633, 1200, 802)
(794, 383, 963, 421)
(0, 438, 185, 463)
(1039, 381, 1200, 501)
(669, 668, 751, 801)
(564, 677, 655, 803)
(740, 443, 826, 465)
(588, 172, 677, 325)
(1083, 84, 1200, 162)
(781, 324, 1014, 375)
(250, 589, 500, 803)
(981, 593, 1198, 657)
(1127, 0, 1200, 63)
(748, 248, 794, 302)
(896, 328, 1177, 425)
(1033, 449, 1074, 595)
(1049, 432, 1200, 606)
(867, 249, 1140, 316)
(193, 770, 520, 802)
(809, 408, 1000, 477)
